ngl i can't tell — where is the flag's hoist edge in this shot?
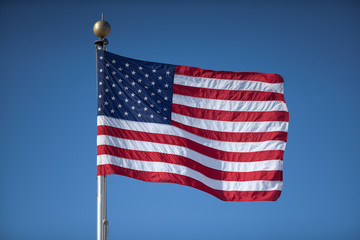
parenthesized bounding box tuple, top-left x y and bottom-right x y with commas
(96, 50, 289, 202)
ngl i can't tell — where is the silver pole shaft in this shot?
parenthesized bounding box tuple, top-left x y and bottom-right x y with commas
(96, 41, 109, 240)
(97, 175, 107, 240)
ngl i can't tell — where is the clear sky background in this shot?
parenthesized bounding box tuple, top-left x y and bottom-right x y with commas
(1, 0, 359, 239)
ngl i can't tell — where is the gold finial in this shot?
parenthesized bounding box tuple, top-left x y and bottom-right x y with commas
(93, 14, 111, 38)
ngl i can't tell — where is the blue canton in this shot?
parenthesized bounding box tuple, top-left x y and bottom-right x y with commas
(97, 50, 175, 124)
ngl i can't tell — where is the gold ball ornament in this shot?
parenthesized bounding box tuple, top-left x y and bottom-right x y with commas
(93, 20, 111, 38)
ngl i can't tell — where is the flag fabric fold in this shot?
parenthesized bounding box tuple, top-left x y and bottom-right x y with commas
(96, 50, 289, 201)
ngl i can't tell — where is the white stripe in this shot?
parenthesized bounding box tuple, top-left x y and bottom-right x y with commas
(97, 135, 283, 172)
(173, 94, 287, 112)
(97, 155, 283, 191)
(174, 74, 284, 93)
(98, 116, 287, 151)
(172, 113, 288, 133)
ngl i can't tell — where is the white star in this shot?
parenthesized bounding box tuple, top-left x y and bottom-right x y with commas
(163, 108, 167, 111)
(105, 89, 109, 92)
(152, 69, 157, 73)
(111, 96, 116, 100)
(105, 76, 109, 80)
(111, 109, 115, 113)
(164, 84, 169, 88)
(151, 81, 155, 85)
(118, 79, 122, 83)
(100, 56, 103, 60)
(131, 106, 135, 110)
(144, 107, 148, 111)
(138, 79, 142, 83)
(131, 71, 136, 75)
(150, 115, 154, 118)
(151, 92, 155, 96)
(112, 83, 116, 87)
(112, 60, 116, 64)
(138, 66, 143, 70)
(145, 86, 149, 89)
(99, 69, 103, 72)
(158, 76, 162, 80)
(131, 93, 135, 97)
(164, 117, 167, 120)
(131, 81, 136, 86)
(99, 81, 103, 85)
(104, 101, 109, 105)
(157, 100, 161, 104)
(125, 75, 129, 78)
(124, 86, 129, 90)
(138, 89, 142, 93)
(166, 71, 170, 75)
(125, 63, 130, 67)
(157, 111, 160, 114)
(118, 104, 122, 108)
(144, 96, 148, 100)
(150, 104, 154, 108)
(118, 91, 123, 95)
(125, 98, 129, 102)
(106, 63, 110, 67)
(124, 112, 128, 115)
(137, 100, 141, 104)
(112, 71, 116, 75)
(164, 96, 168, 101)
(98, 95, 102, 98)
(145, 73, 149, 78)
(137, 113, 141, 117)
(157, 89, 162, 93)
(98, 108, 101, 111)
(118, 67, 123, 71)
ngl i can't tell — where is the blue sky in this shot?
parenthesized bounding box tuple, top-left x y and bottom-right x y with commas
(1, 0, 359, 239)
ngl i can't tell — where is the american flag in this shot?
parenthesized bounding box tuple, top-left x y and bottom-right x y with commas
(96, 50, 289, 201)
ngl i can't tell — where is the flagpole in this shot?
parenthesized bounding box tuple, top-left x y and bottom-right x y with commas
(93, 14, 111, 240)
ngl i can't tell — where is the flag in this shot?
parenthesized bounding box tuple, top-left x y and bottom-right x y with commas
(96, 50, 289, 201)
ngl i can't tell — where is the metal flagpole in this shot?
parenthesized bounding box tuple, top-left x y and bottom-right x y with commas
(93, 14, 111, 240)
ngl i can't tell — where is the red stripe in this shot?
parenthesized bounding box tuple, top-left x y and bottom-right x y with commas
(172, 104, 289, 122)
(97, 164, 282, 201)
(175, 65, 283, 83)
(97, 126, 285, 162)
(97, 145, 282, 182)
(173, 84, 285, 101)
(172, 121, 288, 142)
